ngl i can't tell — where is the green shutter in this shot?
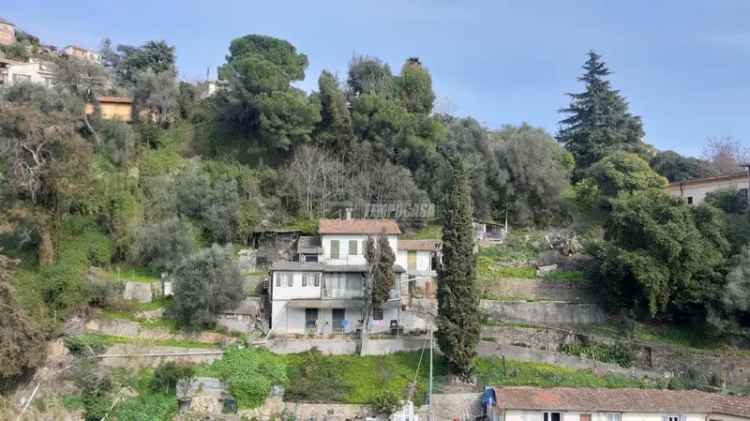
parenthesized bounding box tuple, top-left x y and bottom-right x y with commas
(349, 240, 358, 256)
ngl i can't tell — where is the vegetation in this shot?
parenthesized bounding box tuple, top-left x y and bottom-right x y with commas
(170, 244, 244, 327)
(436, 155, 481, 379)
(200, 346, 287, 408)
(559, 341, 635, 367)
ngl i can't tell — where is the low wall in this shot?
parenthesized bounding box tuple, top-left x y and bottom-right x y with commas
(98, 345, 223, 368)
(264, 336, 429, 355)
(480, 300, 607, 326)
(477, 342, 658, 379)
(481, 277, 592, 302)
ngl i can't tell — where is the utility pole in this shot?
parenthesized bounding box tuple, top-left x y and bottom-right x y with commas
(429, 326, 434, 421)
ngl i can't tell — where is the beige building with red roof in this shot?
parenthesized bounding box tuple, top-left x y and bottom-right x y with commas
(493, 387, 750, 421)
(666, 171, 750, 205)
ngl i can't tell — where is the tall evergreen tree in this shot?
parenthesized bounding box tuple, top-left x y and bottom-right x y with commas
(558, 51, 645, 179)
(314, 70, 353, 150)
(360, 234, 396, 355)
(436, 154, 481, 379)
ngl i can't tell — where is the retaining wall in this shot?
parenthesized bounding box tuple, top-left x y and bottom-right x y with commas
(481, 277, 592, 302)
(480, 300, 607, 326)
(264, 336, 430, 355)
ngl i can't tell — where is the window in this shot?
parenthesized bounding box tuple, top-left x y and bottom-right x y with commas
(407, 250, 417, 270)
(330, 240, 340, 259)
(314, 273, 321, 287)
(305, 308, 318, 329)
(664, 416, 683, 421)
(13, 74, 30, 84)
(607, 414, 622, 421)
(286, 272, 294, 287)
(304, 255, 318, 263)
(302, 273, 308, 287)
(275, 274, 281, 288)
(687, 196, 693, 205)
(544, 413, 561, 421)
(373, 307, 384, 321)
(349, 240, 358, 256)
(580, 414, 591, 421)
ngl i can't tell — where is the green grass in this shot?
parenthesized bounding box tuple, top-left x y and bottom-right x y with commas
(478, 256, 536, 280)
(105, 265, 160, 283)
(66, 333, 219, 350)
(473, 356, 650, 388)
(401, 224, 442, 240)
(545, 270, 587, 282)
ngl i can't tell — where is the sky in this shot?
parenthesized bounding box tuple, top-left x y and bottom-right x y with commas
(3, 0, 750, 157)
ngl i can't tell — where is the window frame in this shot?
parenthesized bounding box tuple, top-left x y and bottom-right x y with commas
(314, 272, 321, 287)
(348, 239, 358, 256)
(373, 307, 384, 321)
(286, 272, 294, 287)
(330, 240, 340, 260)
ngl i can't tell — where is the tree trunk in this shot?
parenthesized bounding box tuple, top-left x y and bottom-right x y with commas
(38, 223, 54, 266)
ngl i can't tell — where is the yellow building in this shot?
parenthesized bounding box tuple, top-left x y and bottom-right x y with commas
(85, 96, 135, 122)
(0, 17, 15, 46)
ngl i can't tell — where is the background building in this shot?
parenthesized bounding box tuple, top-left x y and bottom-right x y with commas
(0, 17, 15, 46)
(667, 171, 750, 205)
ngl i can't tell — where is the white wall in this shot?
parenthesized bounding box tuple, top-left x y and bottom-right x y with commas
(321, 234, 398, 265)
(667, 176, 748, 205)
(270, 300, 400, 335)
(7, 62, 55, 87)
(396, 249, 433, 272)
(505, 410, 710, 421)
(272, 271, 322, 300)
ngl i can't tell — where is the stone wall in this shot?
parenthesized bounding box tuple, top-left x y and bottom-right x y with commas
(98, 345, 223, 368)
(481, 277, 593, 302)
(480, 300, 607, 326)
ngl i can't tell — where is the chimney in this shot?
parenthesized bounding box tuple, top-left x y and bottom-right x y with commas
(345, 208, 352, 220)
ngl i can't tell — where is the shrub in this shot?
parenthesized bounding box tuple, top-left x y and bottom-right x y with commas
(63, 335, 108, 356)
(110, 393, 177, 421)
(170, 244, 244, 327)
(151, 361, 195, 394)
(70, 359, 113, 421)
(559, 341, 635, 368)
(369, 390, 400, 415)
(132, 217, 195, 273)
(285, 349, 352, 402)
(207, 346, 287, 408)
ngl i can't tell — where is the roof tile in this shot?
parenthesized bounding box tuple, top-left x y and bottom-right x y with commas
(319, 219, 401, 235)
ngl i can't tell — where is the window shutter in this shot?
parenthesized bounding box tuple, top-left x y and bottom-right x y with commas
(331, 240, 340, 259)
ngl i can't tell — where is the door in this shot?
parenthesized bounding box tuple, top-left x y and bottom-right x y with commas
(332, 308, 346, 332)
(407, 250, 417, 271)
(305, 308, 318, 331)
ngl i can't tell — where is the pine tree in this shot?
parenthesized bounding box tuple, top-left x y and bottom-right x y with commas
(436, 154, 481, 380)
(558, 51, 645, 179)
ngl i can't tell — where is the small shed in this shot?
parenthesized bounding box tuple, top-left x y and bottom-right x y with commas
(176, 377, 236, 415)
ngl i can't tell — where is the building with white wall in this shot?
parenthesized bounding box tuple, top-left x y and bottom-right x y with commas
(270, 218, 409, 335)
(0, 57, 55, 87)
(667, 171, 749, 205)
(396, 239, 440, 298)
(493, 387, 750, 421)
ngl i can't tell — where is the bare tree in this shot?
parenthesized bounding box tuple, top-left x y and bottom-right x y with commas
(703, 136, 749, 175)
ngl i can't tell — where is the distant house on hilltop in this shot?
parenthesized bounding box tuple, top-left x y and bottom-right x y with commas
(63, 45, 101, 63)
(0, 17, 15, 46)
(667, 170, 750, 205)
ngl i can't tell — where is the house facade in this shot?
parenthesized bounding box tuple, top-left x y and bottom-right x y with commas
(493, 387, 750, 421)
(0, 17, 15, 46)
(667, 171, 750, 205)
(270, 219, 407, 335)
(63, 45, 102, 63)
(0, 58, 56, 87)
(396, 239, 439, 298)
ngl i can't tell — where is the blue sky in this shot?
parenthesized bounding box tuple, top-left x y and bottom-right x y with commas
(4, 1, 749, 157)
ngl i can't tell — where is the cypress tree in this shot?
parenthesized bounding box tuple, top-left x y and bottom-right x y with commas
(436, 154, 481, 380)
(558, 51, 645, 179)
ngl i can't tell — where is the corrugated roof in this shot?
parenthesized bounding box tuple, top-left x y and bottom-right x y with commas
(494, 387, 750, 417)
(319, 218, 401, 235)
(398, 239, 440, 251)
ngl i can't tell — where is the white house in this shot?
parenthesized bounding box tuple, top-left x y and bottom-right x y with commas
(667, 171, 749, 205)
(0, 57, 56, 87)
(270, 218, 408, 335)
(493, 387, 750, 421)
(396, 239, 440, 298)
